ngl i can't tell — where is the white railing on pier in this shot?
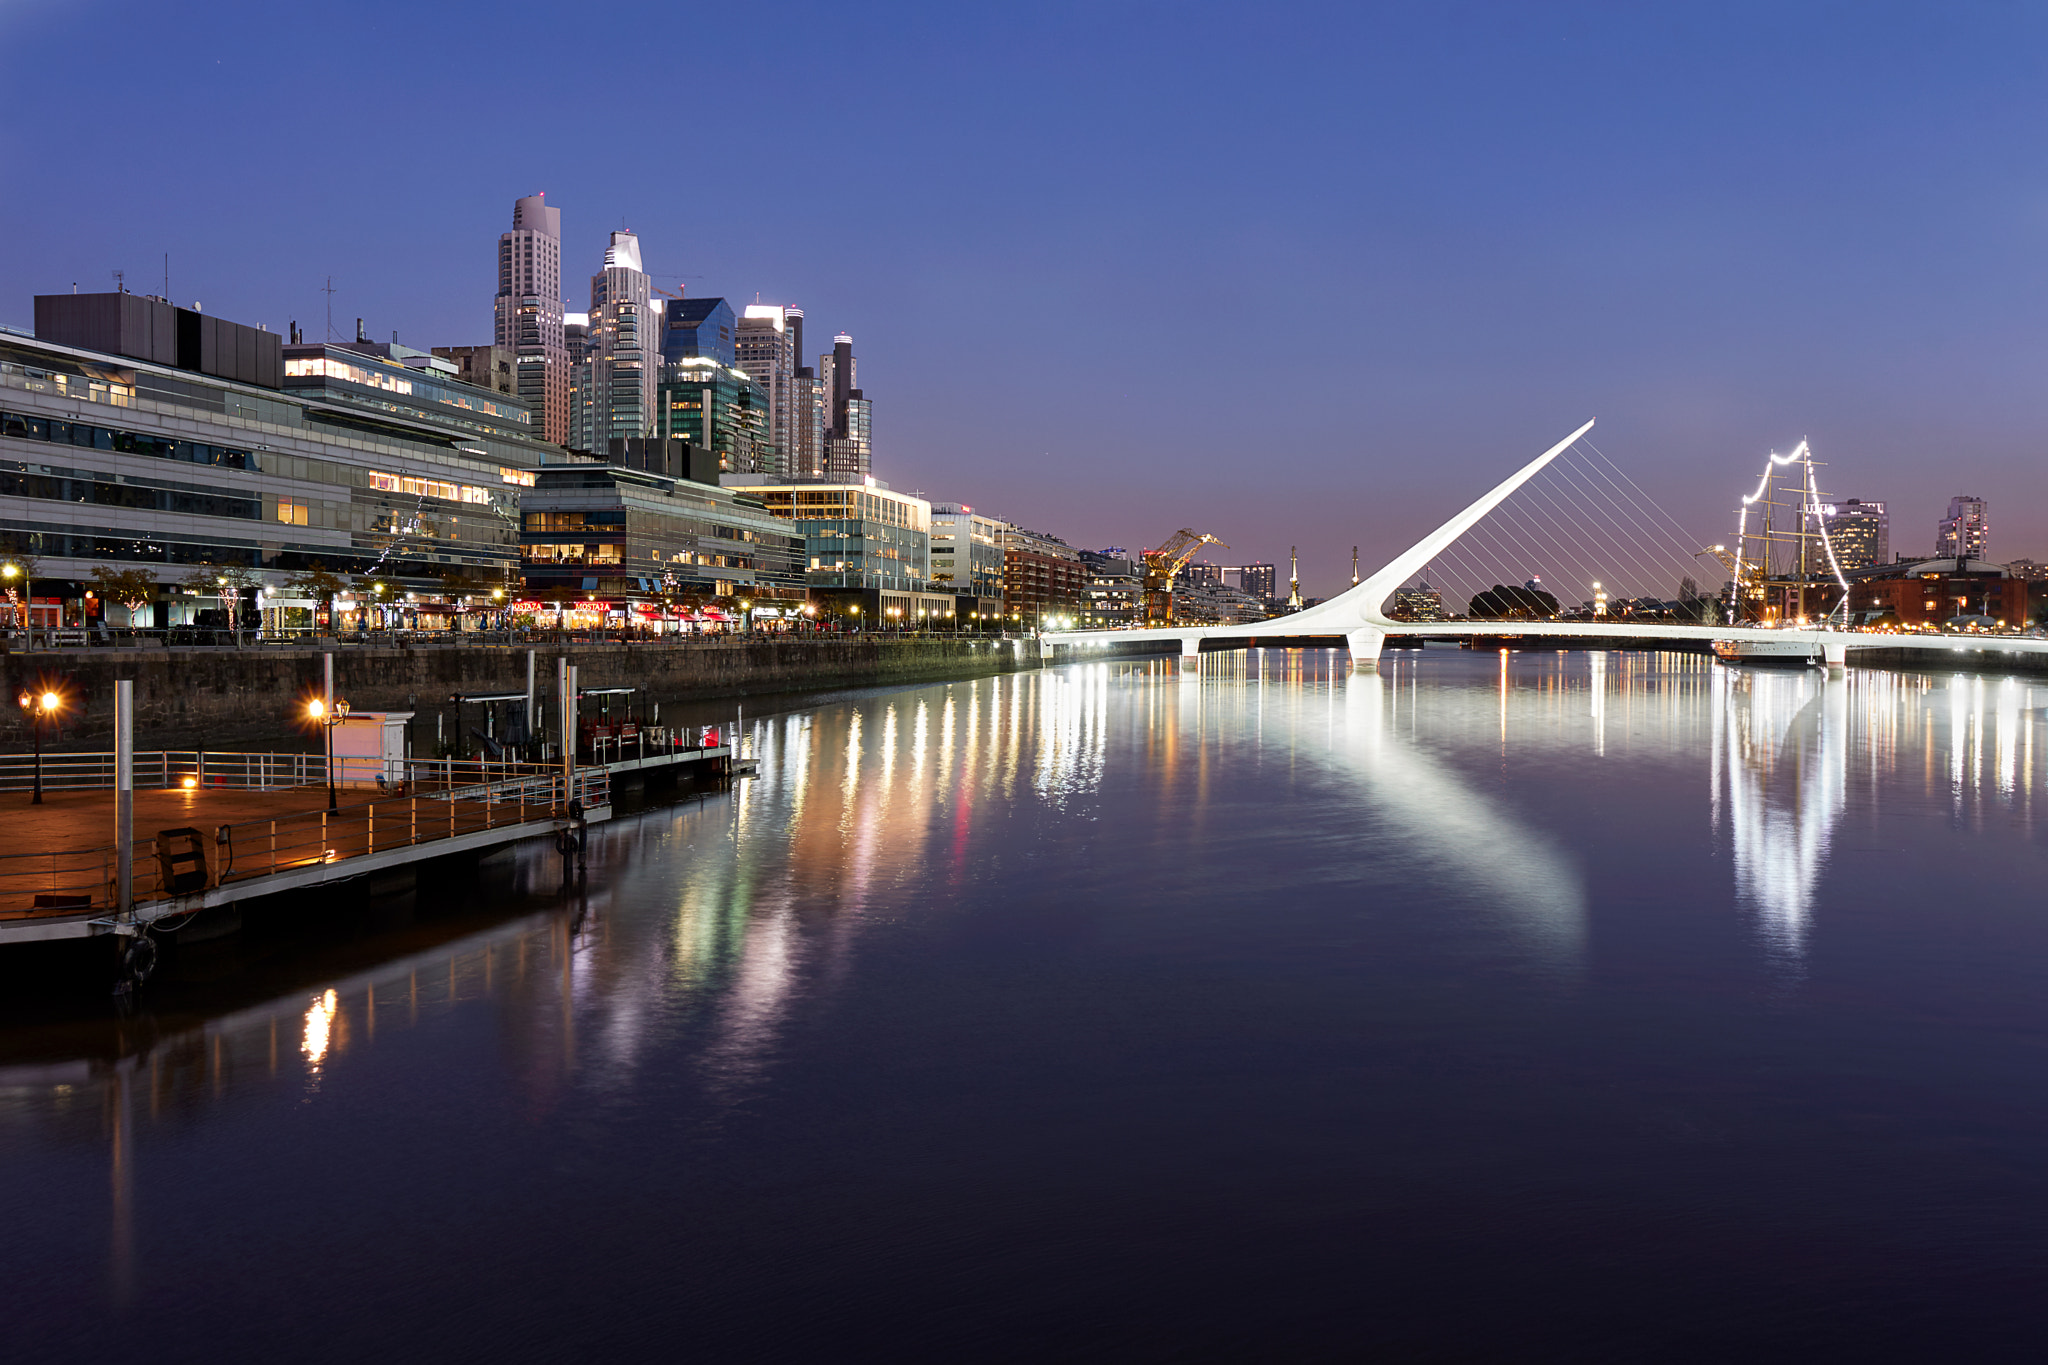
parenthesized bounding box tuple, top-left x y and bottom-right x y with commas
(0, 750, 327, 792)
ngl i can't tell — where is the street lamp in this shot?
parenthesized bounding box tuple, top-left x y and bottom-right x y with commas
(309, 696, 350, 813)
(16, 687, 62, 805)
(2, 560, 30, 646)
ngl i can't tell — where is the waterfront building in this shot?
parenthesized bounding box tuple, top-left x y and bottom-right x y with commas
(4, 293, 547, 630)
(518, 451, 806, 622)
(659, 358, 775, 478)
(1935, 496, 1988, 559)
(1172, 575, 1270, 625)
(818, 334, 871, 481)
(930, 501, 1007, 623)
(736, 306, 802, 481)
(1080, 549, 1142, 627)
(1390, 581, 1448, 621)
(1845, 556, 2024, 627)
(431, 344, 517, 397)
(661, 297, 736, 366)
(281, 336, 557, 475)
(1820, 498, 1888, 571)
(727, 479, 952, 624)
(492, 193, 570, 446)
(568, 231, 658, 454)
(1003, 525, 1085, 626)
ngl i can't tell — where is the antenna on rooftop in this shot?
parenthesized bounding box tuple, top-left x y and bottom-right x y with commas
(112, 269, 124, 294)
(322, 276, 338, 340)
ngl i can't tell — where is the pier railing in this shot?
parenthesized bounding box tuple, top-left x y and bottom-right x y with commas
(0, 750, 327, 793)
(0, 767, 611, 920)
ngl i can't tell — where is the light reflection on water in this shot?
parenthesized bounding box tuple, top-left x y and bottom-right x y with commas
(14, 649, 2048, 1127)
(8, 647, 2048, 1355)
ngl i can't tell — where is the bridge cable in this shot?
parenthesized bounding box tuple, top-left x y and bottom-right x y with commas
(1579, 438, 1710, 570)
(1508, 463, 1657, 598)
(1494, 493, 1627, 606)
(1548, 453, 1698, 599)
(1560, 447, 1709, 587)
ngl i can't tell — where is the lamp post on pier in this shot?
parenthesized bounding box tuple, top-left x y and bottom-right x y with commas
(16, 687, 62, 805)
(309, 696, 350, 813)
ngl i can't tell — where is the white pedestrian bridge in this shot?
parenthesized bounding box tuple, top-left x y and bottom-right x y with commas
(1047, 420, 2048, 672)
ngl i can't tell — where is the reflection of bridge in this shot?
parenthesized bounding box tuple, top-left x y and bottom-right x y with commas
(1050, 420, 2048, 672)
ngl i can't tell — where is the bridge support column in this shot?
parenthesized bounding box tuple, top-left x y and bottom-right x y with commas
(1039, 635, 1055, 660)
(1822, 638, 1846, 674)
(1347, 627, 1386, 672)
(1179, 636, 1201, 671)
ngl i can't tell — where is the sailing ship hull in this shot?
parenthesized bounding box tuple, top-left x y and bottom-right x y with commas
(1712, 637, 1821, 667)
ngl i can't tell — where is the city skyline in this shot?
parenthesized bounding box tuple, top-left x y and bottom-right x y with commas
(5, 3, 2048, 592)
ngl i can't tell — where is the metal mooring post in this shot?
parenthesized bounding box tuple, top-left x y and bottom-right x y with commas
(114, 679, 133, 925)
(558, 656, 574, 799)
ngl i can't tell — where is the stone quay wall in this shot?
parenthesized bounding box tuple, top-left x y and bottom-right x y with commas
(0, 637, 1039, 752)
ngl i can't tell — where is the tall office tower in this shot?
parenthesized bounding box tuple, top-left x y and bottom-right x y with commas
(1239, 563, 1278, 600)
(737, 305, 799, 482)
(566, 231, 659, 453)
(789, 367, 825, 479)
(661, 297, 736, 364)
(1821, 498, 1889, 571)
(818, 333, 871, 481)
(493, 193, 569, 445)
(1935, 495, 1988, 560)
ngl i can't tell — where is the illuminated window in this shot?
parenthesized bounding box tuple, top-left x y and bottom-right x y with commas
(277, 498, 309, 526)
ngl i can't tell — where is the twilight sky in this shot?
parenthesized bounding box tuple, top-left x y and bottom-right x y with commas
(5, 0, 2047, 595)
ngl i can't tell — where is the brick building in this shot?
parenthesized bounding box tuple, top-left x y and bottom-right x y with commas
(1002, 526, 1086, 627)
(1845, 558, 2027, 628)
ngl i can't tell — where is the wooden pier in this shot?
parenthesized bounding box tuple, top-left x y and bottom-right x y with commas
(0, 734, 735, 949)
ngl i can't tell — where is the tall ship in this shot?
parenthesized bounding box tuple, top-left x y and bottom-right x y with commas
(1706, 440, 1848, 666)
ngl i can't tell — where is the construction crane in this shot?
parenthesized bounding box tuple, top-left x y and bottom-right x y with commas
(1142, 529, 1226, 626)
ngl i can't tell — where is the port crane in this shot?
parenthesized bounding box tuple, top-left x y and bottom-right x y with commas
(1143, 529, 1226, 625)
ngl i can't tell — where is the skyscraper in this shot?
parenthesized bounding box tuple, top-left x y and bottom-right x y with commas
(662, 297, 736, 365)
(818, 333, 870, 481)
(1936, 495, 1988, 560)
(790, 366, 825, 480)
(736, 305, 800, 482)
(1820, 498, 1888, 571)
(569, 231, 658, 453)
(493, 193, 569, 445)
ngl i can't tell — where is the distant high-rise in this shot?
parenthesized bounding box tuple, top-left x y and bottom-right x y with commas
(1238, 563, 1277, 600)
(1936, 495, 1988, 559)
(569, 231, 657, 453)
(493, 193, 569, 445)
(736, 305, 801, 482)
(1821, 498, 1888, 571)
(819, 333, 870, 481)
(662, 297, 736, 366)
(790, 366, 825, 480)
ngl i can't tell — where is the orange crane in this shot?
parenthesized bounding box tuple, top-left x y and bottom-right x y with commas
(1142, 529, 1226, 626)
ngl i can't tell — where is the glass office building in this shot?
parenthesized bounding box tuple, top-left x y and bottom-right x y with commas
(1, 298, 557, 627)
(519, 463, 807, 610)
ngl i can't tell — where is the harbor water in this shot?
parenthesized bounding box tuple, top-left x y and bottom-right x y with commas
(6, 648, 2048, 1360)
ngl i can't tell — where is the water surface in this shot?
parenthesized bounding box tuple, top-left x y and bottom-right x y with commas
(6, 648, 2048, 1360)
